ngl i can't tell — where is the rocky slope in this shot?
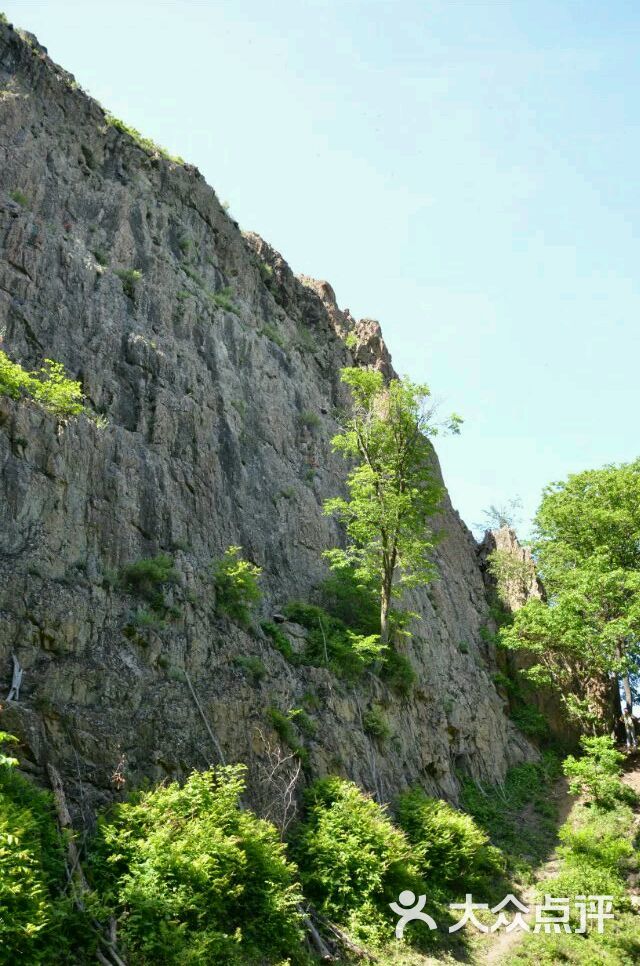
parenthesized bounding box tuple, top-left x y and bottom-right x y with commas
(0, 20, 533, 818)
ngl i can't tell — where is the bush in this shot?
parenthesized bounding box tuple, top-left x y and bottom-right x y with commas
(260, 324, 285, 349)
(266, 707, 309, 764)
(294, 777, 418, 941)
(119, 554, 178, 612)
(563, 735, 634, 809)
(261, 620, 299, 664)
(319, 564, 379, 634)
(0, 351, 85, 417)
(209, 286, 239, 315)
(380, 648, 416, 695)
(363, 704, 391, 741)
(212, 546, 262, 625)
(283, 602, 385, 679)
(0, 734, 93, 964)
(234, 655, 266, 682)
(88, 766, 304, 965)
(114, 268, 142, 299)
(299, 410, 321, 431)
(396, 787, 503, 899)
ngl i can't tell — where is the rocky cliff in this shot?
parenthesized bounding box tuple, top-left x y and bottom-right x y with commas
(0, 20, 533, 819)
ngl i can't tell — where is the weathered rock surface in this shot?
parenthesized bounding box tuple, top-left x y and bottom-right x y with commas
(0, 20, 534, 818)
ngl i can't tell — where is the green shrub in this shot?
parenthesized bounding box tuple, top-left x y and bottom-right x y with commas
(344, 332, 358, 350)
(92, 248, 109, 266)
(234, 654, 266, 682)
(88, 766, 304, 965)
(10, 188, 28, 207)
(283, 601, 385, 679)
(261, 620, 299, 664)
(363, 704, 391, 741)
(259, 323, 285, 349)
(131, 607, 165, 629)
(298, 410, 321, 431)
(0, 351, 85, 417)
(319, 564, 379, 634)
(209, 286, 239, 315)
(266, 707, 308, 763)
(396, 787, 503, 899)
(0, 734, 93, 963)
(380, 648, 417, 695)
(563, 735, 634, 809)
(212, 546, 262, 625)
(114, 268, 142, 299)
(119, 554, 178, 612)
(294, 777, 418, 941)
(510, 703, 550, 740)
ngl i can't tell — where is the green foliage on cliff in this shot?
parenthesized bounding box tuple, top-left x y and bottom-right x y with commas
(105, 113, 184, 164)
(283, 600, 386, 678)
(212, 545, 262, 625)
(0, 351, 85, 417)
(119, 553, 178, 611)
(89, 765, 304, 965)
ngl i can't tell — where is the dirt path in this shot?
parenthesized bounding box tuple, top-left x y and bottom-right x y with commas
(479, 775, 572, 965)
(482, 753, 640, 965)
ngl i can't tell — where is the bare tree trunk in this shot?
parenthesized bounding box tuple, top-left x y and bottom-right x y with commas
(621, 673, 633, 710)
(380, 574, 392, 645)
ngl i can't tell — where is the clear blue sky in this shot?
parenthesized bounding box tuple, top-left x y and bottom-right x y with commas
(5, 0, 640, 537)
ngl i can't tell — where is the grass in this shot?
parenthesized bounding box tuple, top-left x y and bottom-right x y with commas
(504, 790, 640, 964)
(299, 409, 321, 431)
(234, 655, 266, 683)
(260, 323, 286, 349)
(208, 285, 239, 315)
(266, 707, 309, 764)
(105, 112, 184, 164)
(460, 753, 563, 886)
(10, 188, 28, 207)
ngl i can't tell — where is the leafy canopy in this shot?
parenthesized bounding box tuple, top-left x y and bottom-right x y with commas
(499, 460, 640, 724)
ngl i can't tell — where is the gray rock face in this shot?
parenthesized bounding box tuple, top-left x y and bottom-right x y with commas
(0, 21, 534, 816)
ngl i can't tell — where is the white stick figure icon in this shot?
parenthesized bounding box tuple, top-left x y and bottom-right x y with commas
(389, 890, 437, 938)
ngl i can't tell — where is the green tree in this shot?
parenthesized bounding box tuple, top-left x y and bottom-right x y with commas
(324, 367, 461, 643)
(500, 460, 640, 727)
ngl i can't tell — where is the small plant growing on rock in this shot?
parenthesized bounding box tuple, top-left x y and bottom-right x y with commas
(212, 546, 261, 625)
(209, 285, 239, 315)
(234, 655, 266, 683)
(115, 268, 142, 299)
(120, 554, 178, 611)
(363, 704, 391, 741)
(9, 188, 28, 207)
